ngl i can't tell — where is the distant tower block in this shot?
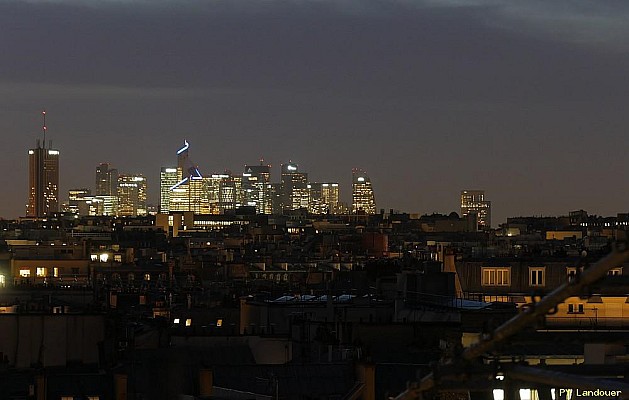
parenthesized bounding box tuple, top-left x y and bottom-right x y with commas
(352, 169, 376, 214)
(95, 163, 119, 196)
(460, 190, 491, 229)
(243, 160, 272, 214)
(27, 110, 60, 217)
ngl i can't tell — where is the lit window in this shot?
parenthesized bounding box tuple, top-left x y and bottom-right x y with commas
(114, 255, 122, 262)
(90, 254, 98, 261)
(529, 267, 545, 287)
(99, 253, 109, 263)
(36, 267, 47, 277)
(144, 274, 151, 281)
(608, 268, 623, 276)
(217, 319, 223, 327)
(174, 318, 180, 324)
(0, 275, 5, 288)
(20, 269, 31, 277)
(481, 267, 510, 286)
(185, 319, 192, 327)
(568, 303, 584, 314)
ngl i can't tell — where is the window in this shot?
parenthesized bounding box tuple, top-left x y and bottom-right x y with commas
(53, 267, 59, 277)
(529, 267, 545, 287)
(144, 273, 151, 281)
(0, 275, 5, 288)
(114, 255, 122, 262)
(19, 269, 30, 277)
(608, 268, 623, 276)
(568, 303, 584, 314)
(36, 267, 47, 277)
(185, 318, 192, 327)
(481, 267, 511, 286)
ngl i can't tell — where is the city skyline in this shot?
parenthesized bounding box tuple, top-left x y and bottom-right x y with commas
(15, 126, 629, 225)
(3, 1, 629, 221)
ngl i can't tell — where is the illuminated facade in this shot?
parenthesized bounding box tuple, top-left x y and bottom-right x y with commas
(117, 174, 147, 216)
(159, 167, 181, 213)
(281, 162, 309, 211)
(308, 182, 340, 214)
(164, 140, 208, 213)
(92, 195, 118, 216)
(460, 190, 491, 229)
(27, 112, 60, 217)
(352, 169, 376, 214)
(68, 188, 91, 215)
(218, 173, 243, 212)
(243, 162, 272, 214)
(95, 163, 118, 196)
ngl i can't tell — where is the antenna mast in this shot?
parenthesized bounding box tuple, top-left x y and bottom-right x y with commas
(42, 110, 47, 147)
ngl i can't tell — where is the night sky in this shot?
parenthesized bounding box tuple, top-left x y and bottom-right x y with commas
(2, 0, 629, 224)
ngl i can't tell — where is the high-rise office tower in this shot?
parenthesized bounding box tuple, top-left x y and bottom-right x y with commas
(68, 188, 91, 215)
(352, 169, 376, 214)
(95, 163, 118, 196)
(308, 182, 340, 214)
(159, 167, 181, 213)
(27, 111, 60, 217)
(171, 175, 211, 214)
(165, 140, 206, 213)
(93, 195, 118, 216)
(281, 162, 309, 211)
(218, 172, 243, 212)
(243, 161, 272, 214)
(117, 174, 147, 216)
(177, 140, 190, 170)
(270, 183, 284, 215)
(460, 190, 491, 229)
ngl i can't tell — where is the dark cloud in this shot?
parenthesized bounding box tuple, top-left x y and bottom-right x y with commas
(1, 0, 629, 222)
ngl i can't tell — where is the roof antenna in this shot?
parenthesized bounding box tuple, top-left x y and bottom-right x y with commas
(42, 110, 47, 147)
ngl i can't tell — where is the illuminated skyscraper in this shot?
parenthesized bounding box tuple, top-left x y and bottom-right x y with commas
(117, 174, 147, 216)
(281, 162, 309, 211)
(308, 182, 340, 214)
(93, 195, 117, 216)
(68, 188, 91, 215)
(218, 172, 243, 211)
(170, 176, 210, 214)
(159, 167, 181, 213)
(243, 161, 272, 214)
(165, 140, 207, 213)
(352, 169, 376, 214)
(95, 163, 118, 196)
(27, 111, 60, 217)
(460, 190, 491, 229)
